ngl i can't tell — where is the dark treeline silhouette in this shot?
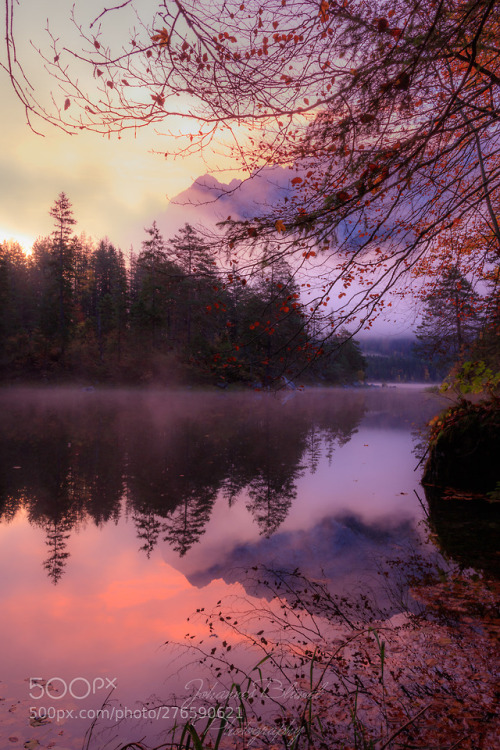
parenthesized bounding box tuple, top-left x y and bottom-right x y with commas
(414, 266, 484, 371)
(361, 337, 443, 383)
(0, 193, 365, 386)
(0, 389, 365, 582)
(360, 261, 500, 383)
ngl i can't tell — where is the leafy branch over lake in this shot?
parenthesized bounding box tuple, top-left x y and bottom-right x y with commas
(121, 564, 499, 750)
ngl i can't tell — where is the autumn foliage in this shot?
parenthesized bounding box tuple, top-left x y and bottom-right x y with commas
(4, 0, 500, 343)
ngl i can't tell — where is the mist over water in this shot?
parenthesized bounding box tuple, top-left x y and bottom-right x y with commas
(0, 386, 445, 747)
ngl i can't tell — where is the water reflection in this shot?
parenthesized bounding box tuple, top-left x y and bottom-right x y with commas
(187, 513, 425, 618)
(0, 388, 367, 582)
(1, 386, 460, 750)
(424, 485, 500, 578)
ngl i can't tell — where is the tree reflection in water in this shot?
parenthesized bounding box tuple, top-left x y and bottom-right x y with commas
(158, 562, 498, 750)
(0, 389, 364, 580)
(2, 390, 497, 749)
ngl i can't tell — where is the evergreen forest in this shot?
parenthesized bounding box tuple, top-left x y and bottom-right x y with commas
(0, 193, 365, 386)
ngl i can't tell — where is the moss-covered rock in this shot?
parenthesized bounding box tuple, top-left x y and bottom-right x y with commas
(422, 401, 500, 493)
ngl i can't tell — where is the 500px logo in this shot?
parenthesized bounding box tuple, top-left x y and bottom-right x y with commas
(29, 677, 117, 700)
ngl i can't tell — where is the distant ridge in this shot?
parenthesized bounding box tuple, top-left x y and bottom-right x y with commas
(160, 166, 295, 234)
(156, 167, 419, 337)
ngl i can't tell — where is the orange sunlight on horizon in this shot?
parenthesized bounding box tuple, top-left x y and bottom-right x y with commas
(0, 230, 35, 255)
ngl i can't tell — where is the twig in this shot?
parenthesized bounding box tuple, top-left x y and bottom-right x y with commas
(414, 443, 430, 471)
(377, 703, 431, 750)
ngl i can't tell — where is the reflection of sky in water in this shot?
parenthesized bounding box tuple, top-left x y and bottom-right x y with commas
(0, 387, 443, 747)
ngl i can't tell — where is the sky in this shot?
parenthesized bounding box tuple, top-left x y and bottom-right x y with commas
(0, 0, 419, 335)
(0, 0, 241, 253)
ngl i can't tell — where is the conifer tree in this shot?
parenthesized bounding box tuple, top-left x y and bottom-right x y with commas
(48, 192, 77, 351)
(415, 266, 481, 369)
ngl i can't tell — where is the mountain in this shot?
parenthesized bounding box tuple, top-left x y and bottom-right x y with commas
(157, 167, 419, 337)
(158, 166, 295, 236)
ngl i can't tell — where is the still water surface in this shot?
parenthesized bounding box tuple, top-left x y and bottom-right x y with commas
(0, 386, 445, 748)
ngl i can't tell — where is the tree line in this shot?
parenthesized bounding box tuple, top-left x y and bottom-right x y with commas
(5, 0, 500, 341)
(0, 192, 365, 385)
(414, 263, 500, 380)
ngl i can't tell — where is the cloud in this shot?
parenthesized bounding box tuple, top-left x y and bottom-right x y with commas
(181, 513, 421, 614)
(0, 70, 215, 251)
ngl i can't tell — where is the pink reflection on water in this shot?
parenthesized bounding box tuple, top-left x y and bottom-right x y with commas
(0, 386, 445, 748)
(0, 513, 254, 750)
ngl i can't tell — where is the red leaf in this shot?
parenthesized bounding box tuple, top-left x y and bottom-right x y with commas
(319, 0, 329, 23)
(336, 190, 351, 202)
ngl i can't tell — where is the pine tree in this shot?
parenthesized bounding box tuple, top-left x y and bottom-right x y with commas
(131, 222, 181, 348)
(0, 240, 34, 372)
(167, 223, 218, 352)
(90, 239, 128, 361)
(162, 492, 215, 556)
(415, 266, 481, 369)
(48, 192, 77, 351)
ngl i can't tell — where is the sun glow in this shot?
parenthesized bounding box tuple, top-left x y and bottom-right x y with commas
(0, 230, 35, 255)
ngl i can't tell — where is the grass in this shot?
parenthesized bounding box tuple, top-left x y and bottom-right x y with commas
(104, 561, 498, 750)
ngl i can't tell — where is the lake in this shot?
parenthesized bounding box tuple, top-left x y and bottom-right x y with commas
(0, 386, 497, 750)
